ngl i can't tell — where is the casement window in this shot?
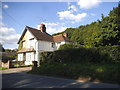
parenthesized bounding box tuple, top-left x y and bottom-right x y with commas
(57, 42, 61, 44)
(22, 40, 25, 48)
(51, 42, 55, 48)
(29, 38, 34, 48)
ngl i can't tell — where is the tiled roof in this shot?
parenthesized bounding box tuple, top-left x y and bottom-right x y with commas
(27, 26, 54, 42)
(53, 34, 72, 42)
(18, 26, 72, 44)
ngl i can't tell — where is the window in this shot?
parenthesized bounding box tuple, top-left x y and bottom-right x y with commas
(51, 43, 55, 48)
(29, 38, 34, 48)
(22, 40, 25, 48)
(57, 42, 61, 44)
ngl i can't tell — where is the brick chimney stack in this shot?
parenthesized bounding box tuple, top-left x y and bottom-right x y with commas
(40, 24, 46, 33)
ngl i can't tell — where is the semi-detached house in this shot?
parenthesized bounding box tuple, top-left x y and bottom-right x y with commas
(17, 24, 73, 65)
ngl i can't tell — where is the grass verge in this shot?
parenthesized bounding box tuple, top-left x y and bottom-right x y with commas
(0, 67, 8, 70)
(28, 63, 120, 84)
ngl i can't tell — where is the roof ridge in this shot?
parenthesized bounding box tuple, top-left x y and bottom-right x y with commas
(26, 26, 38, 30)
(18, 26, 72, 43)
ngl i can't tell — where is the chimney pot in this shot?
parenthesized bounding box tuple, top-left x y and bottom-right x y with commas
(40, 24, 46, 33)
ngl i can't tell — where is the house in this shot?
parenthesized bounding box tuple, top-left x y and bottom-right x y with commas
(17, 24, 73, 65)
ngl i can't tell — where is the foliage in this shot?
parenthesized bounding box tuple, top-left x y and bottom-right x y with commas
(20, 64, 32, 67)
(10, 61, 24, 68)
(59, 43, 84, 50)
(1, 49, 17, 62)
(97, 45, 120, 62)
(0, 67, 8, 70)
(13, 64, 32, 68)
(40, 45, 119, 65)
(0, 44, 5, 52)
(53, 6, 120, 47)
(29, 5, 120, 85)
(40, 52, 53, 65)
(28, 63, 120, 84)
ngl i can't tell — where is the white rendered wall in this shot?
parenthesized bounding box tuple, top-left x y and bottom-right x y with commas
(22, 30, 37, 50)
(55, 41, 66, 49)
(38, 41, 55, 51)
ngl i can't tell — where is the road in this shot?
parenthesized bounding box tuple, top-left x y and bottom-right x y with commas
(1, 67, 120, 88)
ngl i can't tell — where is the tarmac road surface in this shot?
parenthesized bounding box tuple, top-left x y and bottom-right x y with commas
(1, 67, 120, 88)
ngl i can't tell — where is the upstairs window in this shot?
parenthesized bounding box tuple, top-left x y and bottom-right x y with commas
(22, 40, 25, 48)
(51, 43, 55, 48)
(29, 38, 34, 48)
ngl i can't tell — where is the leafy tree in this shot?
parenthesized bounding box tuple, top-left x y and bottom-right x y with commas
(0, 44, 5, 52)
(53, 4, 120, 47)
(1, 49, 17, 62)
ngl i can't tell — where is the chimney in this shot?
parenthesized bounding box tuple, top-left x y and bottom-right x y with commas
(40, 24, 46, 33)
(63, 33, 67, 37)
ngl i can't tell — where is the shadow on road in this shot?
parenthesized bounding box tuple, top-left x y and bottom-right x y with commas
(2, 70, 120, 88)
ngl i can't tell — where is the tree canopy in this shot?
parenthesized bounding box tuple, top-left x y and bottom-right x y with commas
(53, 5, 120, 47)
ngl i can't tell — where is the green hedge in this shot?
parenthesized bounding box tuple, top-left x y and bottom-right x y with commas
(97, 45, 120, 62)
(59, 43, 84, 50)
(39, 45, 120, 65)
(29, 63, 120, 84)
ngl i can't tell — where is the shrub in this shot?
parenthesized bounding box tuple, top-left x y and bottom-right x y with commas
(40, 52, 53, 65)
(97, 45, 120, 62)
(39, 47, 112, 65)
(29, 63, 120, 84)
(39, 45, 120, 65)
(10, 61, 25, 68)
(59, 43, 84, 50)
(0, 67, 8, 70)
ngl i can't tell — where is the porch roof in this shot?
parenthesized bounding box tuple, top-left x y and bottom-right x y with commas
(17, 48, 35, 53)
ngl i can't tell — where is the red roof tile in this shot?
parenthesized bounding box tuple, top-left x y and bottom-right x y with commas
(53, 34, 72, 42)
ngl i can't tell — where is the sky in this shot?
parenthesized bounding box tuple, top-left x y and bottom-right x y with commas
(0, 0, 119, 49)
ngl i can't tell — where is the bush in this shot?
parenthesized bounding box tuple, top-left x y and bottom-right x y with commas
(28, 63, 120, 84)
(40, 48, 112, 65)
(39, 45, 120, 65)
(40, 52, 53, 65)
(59, 43, 84, 50)
(0, 67, 8, 70)
(10, 61, 25, 68)
(97, 45, 120, 62)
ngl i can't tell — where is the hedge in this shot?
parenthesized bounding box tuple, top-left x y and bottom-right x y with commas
(39, 45, 120, 65)
(29, 63, 120, 84)
(97, 45, 120, 62)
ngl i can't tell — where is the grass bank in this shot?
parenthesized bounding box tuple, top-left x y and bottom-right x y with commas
(0, 67, 8, 70)
(28, 63, 120, 84)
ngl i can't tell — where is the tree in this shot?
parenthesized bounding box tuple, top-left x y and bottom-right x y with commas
(0, 43, 5, 52)
(53, 5, 120, 47)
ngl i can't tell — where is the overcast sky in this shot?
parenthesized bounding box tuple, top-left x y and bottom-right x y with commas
(1, 0, 118, 49)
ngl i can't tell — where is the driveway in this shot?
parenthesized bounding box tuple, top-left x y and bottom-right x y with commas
(1, 67, 120, 88)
